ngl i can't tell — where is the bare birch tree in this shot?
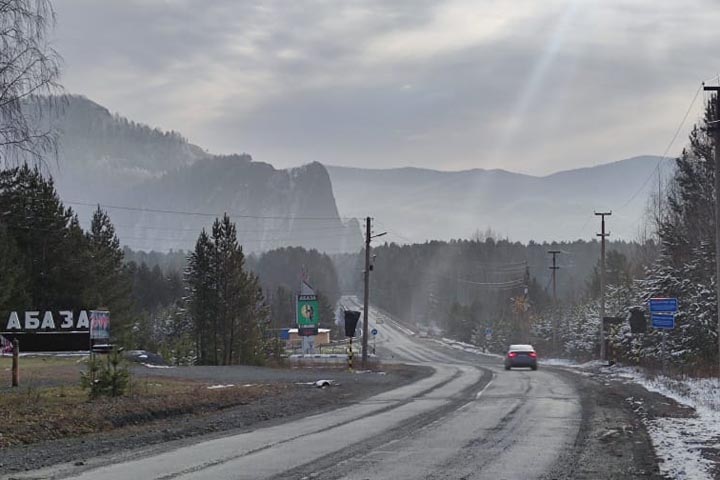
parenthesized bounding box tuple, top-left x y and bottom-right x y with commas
(0, 0, 63, 167)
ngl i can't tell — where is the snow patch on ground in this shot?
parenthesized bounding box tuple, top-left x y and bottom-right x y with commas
(430, 338, 504, 359)
(540, 358, 577, 367)
(549, 359, 720, 480)
(11, 351, 89, 357)
(611, 368, 720, 480)
(541, 358, 606, 369)
(207, 384, 235, 390)
(646, 416, 716, 480)
(141, 363, 175, 369)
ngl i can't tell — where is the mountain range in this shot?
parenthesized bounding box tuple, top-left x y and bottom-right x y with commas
(40, 95, 668, 251)
(327, 156, 673, 244)
(44, 95, 362, 253)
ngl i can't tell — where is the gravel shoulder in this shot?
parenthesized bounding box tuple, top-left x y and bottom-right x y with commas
(542, 367, 665, 479)
(0, 363, 430, 476)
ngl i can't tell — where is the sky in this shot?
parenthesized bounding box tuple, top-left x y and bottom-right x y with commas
(53, 0, 719, 175)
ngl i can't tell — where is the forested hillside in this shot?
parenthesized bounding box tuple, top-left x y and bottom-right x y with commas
(45, 95, 207, 177)
(35, 95, 361, 254)
(343, 237, 655, 353)
(0, 164, 343, 363)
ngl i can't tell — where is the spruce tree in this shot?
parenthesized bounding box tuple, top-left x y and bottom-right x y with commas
(186, 229, 216, 364)
(0, 164, 82, 308)
(186, 215, 268, 365)
(86, 206, 132, 344)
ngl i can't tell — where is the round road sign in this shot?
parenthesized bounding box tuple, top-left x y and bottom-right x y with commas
(371, 328, 378, 336)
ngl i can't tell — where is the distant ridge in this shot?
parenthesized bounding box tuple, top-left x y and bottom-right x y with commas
(326, 155, 672, 243)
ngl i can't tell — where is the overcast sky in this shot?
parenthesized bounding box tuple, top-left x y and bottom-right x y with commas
(54, 0, 719, 175)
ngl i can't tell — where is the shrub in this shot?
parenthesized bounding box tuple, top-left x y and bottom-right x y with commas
(80, 349, 131, 399)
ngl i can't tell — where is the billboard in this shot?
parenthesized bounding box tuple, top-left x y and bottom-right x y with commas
(297, 294, 320, 336)
(0, 310, 96, 352)
(90, 310, 110, 340)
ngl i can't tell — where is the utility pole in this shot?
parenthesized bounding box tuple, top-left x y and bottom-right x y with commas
(595, 211, 611, 362)
(548, 250, 561, 352)
(362, 217, 371, 368)
(658, 165, 663, 224)
(361, 217, 386, 368)
(703, 83, 720, 376)
(523, 265, 530, 343)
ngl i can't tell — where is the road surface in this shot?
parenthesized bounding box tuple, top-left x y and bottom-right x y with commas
(17, 296, 581, 480)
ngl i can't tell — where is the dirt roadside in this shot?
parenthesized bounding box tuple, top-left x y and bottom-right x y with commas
(542, 368, 662, 479)
(0, 363, 430, 476)
(541, 366, 702, 480)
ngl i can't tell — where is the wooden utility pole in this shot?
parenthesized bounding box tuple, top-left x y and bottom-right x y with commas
(362, 217, 371, 368)
(703, 84, 720, 376)
(595, 212, 611, 362)
(548, 250, 561, 352)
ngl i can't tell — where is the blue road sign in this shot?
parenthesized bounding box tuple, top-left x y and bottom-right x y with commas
(485, 327, 493, 335)
(649, 298, 678, 313)
(651, 313, 675, 329)
(371, 328, 378, 336)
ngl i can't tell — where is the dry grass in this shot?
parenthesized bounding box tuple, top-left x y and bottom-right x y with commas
(0, 355, 83, 386)
(0, 357, 288, 448)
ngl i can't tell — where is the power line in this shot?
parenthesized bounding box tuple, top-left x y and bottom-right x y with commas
(0, 211, 357, 234)
(617, 83, 703, 210)
(64, 200, 355, 222)
(429, 272, 525, 288)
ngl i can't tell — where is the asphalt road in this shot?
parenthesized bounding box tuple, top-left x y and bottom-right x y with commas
(18, 297, 582, 480)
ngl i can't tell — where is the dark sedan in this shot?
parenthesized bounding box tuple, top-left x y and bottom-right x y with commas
(504, 344, 538, 370)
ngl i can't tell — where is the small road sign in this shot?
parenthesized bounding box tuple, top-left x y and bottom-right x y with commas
(371, 328, 378, 336)
(652, 313, 675, 329)
(649, 298, 678, 314)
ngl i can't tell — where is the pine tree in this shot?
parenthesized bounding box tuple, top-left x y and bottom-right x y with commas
(184, 214, 270, 365)
(186, 229, 215, 364)
(85, 206, 132, 344)
(0, 222, 28, 312)
(0, 164, 83, 308)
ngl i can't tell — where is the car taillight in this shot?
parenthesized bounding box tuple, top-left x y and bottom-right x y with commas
(508, 352, 517, 358)
(529, 352, 537, 358)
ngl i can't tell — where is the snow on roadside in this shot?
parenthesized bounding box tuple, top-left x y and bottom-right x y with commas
(429, 337, 504, 359)
(207, 384, 235, 390)
(141, 363, 175, 369)
(611, 368, 720, 480)
(541, 358, 605, 369)
(549, 359, 720, 480)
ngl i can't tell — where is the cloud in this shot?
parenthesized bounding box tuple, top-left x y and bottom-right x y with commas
(53, 0, 720, 174)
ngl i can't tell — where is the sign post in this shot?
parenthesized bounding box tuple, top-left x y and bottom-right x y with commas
(11, 338, 19, 387)
(649, 298, 678, 373)
(344, 310, 361, 370)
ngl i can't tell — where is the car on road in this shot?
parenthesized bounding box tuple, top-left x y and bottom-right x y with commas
(504, 344, 538, 370)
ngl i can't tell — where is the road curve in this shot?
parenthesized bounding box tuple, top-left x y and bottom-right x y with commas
(17, 298, 581, 480)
